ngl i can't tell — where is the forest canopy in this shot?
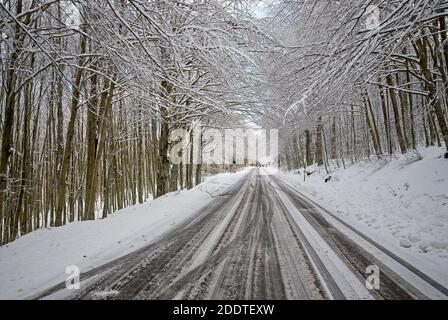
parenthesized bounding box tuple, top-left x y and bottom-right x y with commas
(1, 0, 447, 245)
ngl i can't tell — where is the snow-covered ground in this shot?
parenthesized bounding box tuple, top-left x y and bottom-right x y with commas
(0, 168, 251, 300)
(2, 148, 447, 300)
(278, 147, 448, 267)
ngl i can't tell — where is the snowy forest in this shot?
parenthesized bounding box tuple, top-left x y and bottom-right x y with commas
(1, 0, 447, 249)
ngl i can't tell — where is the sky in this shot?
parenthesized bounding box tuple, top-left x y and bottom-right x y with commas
(251, 1, 272, 18)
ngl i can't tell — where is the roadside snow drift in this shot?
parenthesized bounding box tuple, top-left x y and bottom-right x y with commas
(279, 147, 448, 267)
(0, 169, 250, 300)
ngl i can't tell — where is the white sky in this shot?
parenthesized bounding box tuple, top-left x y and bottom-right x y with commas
(251, 1, 272, 18)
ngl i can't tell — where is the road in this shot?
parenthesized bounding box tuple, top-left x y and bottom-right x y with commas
(33, 169, 448, 300)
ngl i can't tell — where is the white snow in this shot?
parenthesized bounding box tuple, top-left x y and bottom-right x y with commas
(0, 168, 251, 300)
(270, 178, 374, 300)
(260, 166, 279, 175)
(187, 178, 251, 271)
(2, 146, 447, 300)
(92, 290, 120, 298)
(277, 147, 448, 277)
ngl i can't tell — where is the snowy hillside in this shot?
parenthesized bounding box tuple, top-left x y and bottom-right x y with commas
(279, 147, 448, 266)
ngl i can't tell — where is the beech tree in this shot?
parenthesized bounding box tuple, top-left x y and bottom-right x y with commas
(0, 0, 267, 244)
(253, 0, 448, 169)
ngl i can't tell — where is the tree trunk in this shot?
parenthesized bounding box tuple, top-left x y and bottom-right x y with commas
(305, 129, 312, 165)
(379, 82, 393, 154)
(315, 117, 324, 166)
(85, 65, 99, 219)
(55, 32, 87, 226)
(386, 74, 407, 154)
(415, 37, 448, 152)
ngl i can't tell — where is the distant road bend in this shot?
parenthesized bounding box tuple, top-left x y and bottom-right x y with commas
(33, 168, 448, 300)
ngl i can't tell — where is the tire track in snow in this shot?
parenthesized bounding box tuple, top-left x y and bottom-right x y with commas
(272, 175, 448, 300)
(62, 169, 324, 300)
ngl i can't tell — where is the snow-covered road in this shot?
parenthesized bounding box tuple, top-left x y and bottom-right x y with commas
(29, 168, 448, 300)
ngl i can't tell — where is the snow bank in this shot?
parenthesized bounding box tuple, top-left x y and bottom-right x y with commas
(0, 168, 251, 300)
(279, 147, 448, 267)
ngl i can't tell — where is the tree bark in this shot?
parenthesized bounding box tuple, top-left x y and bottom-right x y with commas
(55, 32, 87, 226)
(315, 117, 324, 166)
(386, 74, 407, 154)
